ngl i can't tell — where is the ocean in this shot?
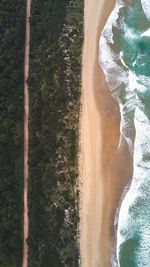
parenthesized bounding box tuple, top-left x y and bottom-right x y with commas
(99, 0, 150, 266)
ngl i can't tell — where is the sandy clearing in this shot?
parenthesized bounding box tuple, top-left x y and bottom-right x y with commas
(22, 1, 31, 267)
(80, 0, 133, 266)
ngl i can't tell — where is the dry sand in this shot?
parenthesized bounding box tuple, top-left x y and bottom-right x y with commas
(80, 0, 133, 266)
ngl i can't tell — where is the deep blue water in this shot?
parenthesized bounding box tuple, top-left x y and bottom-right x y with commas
(99, 1, 150, 266)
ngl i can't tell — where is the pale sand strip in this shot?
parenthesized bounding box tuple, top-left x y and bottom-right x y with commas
(80, 1, 132, 266)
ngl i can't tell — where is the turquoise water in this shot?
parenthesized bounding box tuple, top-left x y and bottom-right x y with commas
(100, 1, 150, 266)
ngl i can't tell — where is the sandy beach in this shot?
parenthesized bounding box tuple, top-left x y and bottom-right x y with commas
(80, 0, 133, 266)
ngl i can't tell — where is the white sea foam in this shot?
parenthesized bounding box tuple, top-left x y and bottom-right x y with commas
(99, 0, 150, 266)
(142, 28, 150, 37)
(141, 0, 150, 21)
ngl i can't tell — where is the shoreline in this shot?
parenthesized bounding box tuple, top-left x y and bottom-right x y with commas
(80, 0, 132, 266)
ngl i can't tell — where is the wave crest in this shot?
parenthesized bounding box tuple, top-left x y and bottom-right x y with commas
(99, 1, 150, 266)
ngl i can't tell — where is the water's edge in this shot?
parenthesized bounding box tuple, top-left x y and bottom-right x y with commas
(99, 1, 150, 266)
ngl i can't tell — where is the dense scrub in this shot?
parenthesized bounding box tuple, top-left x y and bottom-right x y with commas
(0, 1, 25, 266)
(28, 0, 83, 266)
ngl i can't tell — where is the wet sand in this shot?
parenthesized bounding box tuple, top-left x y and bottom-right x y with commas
(80, 0, 133, 266)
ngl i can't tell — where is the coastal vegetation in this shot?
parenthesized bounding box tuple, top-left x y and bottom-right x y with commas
(0, 1, 25, 266)
(28, 0, 83, 266)
(0, 0, 83, 266)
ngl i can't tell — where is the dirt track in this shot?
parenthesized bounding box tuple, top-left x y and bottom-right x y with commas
(22, 1, 31, 267)
(80, 1, 132, 266)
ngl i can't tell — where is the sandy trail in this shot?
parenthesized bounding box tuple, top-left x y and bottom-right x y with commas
(80, 0, 132, 266)
(22, 1, 31, 267)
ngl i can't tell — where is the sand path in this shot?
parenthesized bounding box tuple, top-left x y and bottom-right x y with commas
(22, 1, 31, 267)
(80, 1, 132, 266)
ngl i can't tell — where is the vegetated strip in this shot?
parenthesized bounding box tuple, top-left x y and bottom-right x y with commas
(28, 0, 83, 266)
(0, 1, 26, 266)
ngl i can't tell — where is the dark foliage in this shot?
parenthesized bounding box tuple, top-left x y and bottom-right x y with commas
(28, 0, 83, 266)
(0, 1, 25, 266)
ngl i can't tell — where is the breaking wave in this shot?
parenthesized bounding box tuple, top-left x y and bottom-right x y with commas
(99, 0, 150, 266)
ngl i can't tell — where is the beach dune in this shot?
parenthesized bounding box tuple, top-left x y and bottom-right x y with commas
(80, 0, 133, 266)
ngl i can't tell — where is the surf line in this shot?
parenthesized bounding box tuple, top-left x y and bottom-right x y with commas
(22, 0, 31, 267)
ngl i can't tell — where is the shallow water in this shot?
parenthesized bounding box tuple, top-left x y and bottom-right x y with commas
(99, 1, 150, 266)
